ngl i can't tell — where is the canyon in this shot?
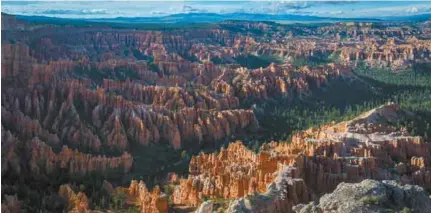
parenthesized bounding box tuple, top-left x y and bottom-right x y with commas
(1, 13, 431, 212)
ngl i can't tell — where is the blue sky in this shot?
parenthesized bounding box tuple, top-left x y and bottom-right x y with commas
(2, 1, 431, 19)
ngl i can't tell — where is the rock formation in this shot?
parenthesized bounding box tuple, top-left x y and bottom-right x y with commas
(57, 180, 168, 213)
(58, 184, 89, 213)
(1, 195, 21, 213)
(174, 104, 431, 212)
(294, 179, 431, 213)
(122, 180, 168, 213)
(28, 139, 133, 177)
(2, 13, 431, 212)
(226, 166, 311, 213)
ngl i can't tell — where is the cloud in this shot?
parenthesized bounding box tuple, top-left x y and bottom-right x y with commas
(406, 7, 419, 13)
(151, 11, 168, 15)
(2, 1, 431, 19)
(180, 5, 208, 13)
(2, 1, 38, 5)
(329, 10, 345, 15)
(40, 9, 109, 15)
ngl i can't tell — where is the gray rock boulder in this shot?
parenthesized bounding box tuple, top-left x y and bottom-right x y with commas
(196, 200, 213, 213)
(294, 179, 431, 213)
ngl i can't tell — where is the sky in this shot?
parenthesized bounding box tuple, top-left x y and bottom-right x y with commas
(2, 1, 431, 19)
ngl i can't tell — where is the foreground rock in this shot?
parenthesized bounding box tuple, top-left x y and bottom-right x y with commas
(177, 104, 431, 212)
(225, 166, 310, 213)
(294, 179, 431, 213)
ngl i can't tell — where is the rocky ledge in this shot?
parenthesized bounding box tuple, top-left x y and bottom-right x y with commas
(294, 179, 431, 213)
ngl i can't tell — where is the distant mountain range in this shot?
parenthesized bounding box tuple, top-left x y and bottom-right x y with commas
(7, 12, 431, 25)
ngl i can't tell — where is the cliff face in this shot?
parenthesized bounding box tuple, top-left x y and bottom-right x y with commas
(175, 104, 431, 212)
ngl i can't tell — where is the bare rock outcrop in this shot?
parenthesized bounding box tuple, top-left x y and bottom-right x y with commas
(294, 179, 431, 213)
(173, 104, 431, 212)
(28, 138, 133, 177)
(225, 166, 311, 213)
(58, 184, 89, 213)
(124, 180, 169, 213)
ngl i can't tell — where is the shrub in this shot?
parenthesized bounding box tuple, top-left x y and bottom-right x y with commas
(361, 195, 382, 205)
(400, 207, 412, 213)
